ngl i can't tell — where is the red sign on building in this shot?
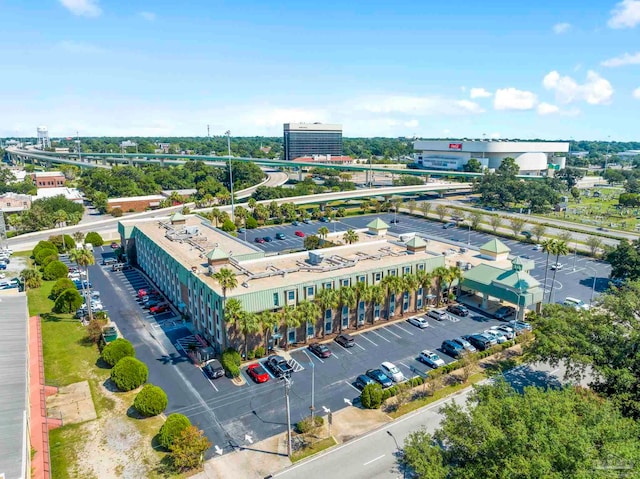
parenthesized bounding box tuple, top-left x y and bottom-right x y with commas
(449, 143, 463, 150)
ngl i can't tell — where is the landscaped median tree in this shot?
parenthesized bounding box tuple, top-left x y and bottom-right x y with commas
(158, 413, 192, 450)
(43, 260, 69, 280)
(110, 357, 149, 392)
(53, 288, 83, 313)
(33, 240, 57, 259)
(133, 384, 168, 417)
(101, 338, 135, 367)
(402, 381, 640, 479)
(85, 231, 104, 247)
(169, 426, 211, 472)
(51, 278, 76, 300)
(360, 382, 383, 409)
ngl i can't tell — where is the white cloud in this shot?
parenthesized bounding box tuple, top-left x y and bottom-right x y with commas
(139, 11, 156, 21)
(469, 88, 492, 99)
(404, 119, 419, 128)
(493, 88, 538, 110)
(633, 87, 640, 99)
(537, 103, 560, 115)
(543, 70, 613, 105)
(58, 0, 101, 17)
(608, 0, 640, 28)
(355, 95, 484, 116)
(553, 22, 571, 34)
(601, 51, 640, 67)
(455, 100, 485, 113)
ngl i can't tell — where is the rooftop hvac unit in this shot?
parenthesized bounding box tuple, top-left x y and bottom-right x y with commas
(184, 226, 199, 235)
(308, 252, 325, 265)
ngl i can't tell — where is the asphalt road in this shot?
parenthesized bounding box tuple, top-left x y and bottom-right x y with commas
(246, 212, 611, 305)
(273, 361, 589, 479)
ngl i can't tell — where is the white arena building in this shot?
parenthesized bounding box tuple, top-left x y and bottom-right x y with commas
(413, 140, 569, 175)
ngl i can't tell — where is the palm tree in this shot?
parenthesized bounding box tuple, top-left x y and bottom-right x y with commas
(354, 281, 370, 329)
(369, 284, 385, 324)
(72, 231, 85, 245)
(257, 310, 278, 354)
(403, 274, 420, 313)
(69, 248, 95, 320)
(416, 270, 433, 309)
(213, 268, 237, 301)
(315, 288, 338, 338)
(342, 229, 359, 245)
(20, 268, 41, 291)
(541, 239, 556, 299)
(168, 191, 184, 205)
(296, 300, 320, 343)
(432, 266, 450, 307)
(548, 240, 569, 303)
(279, 305, 300, 349)
(337, 286, 356, 332)
(444, 266, 464, 300)
(224, 298, 253, 355)
(53, 210, 68, 252)
(317, 226, 330, 244)
(381, 275, 403, 320)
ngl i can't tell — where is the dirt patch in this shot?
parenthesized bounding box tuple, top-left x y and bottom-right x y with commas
(47, 381, 97, 425)
(330, 407, 391, 443)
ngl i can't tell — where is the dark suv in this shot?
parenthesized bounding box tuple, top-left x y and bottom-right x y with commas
(463, 334, 492, 351)
(447, 304, 469, 317)
(441, 339, 465, 358)
(203, 359, 224, 379)
(335, 333, 355, 348)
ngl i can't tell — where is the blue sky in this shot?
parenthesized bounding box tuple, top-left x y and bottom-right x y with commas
(1, 0, 639, 140)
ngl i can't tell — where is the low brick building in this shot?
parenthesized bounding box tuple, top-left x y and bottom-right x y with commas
(107, 195, 165, 213)
(30, 172, 66, 188)
(0, 192, 31, 212)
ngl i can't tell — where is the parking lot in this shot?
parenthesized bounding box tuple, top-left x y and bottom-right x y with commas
(245, 212, 611, 305)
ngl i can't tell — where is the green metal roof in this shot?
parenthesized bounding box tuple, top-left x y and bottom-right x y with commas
(480, 238, 510, 254)
(205, 247, 229, 260)
(367, 218, 389, 230)
(464, 264, 540, 292)
(170, 212, 186, 222)
(405, 236, 427, 248)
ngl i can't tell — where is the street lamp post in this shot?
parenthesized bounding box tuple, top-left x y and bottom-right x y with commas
(282, 374, 293, 458)
(226, 131, 235, 222)
(572, 241, 578, 271)
(587, 265, 598, 307)
(386, 431, 406, 479)
(302, 350, 315, 419)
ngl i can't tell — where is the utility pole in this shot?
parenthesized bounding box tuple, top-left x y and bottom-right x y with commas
(226, 130, 235, 222)
(302, 350, 315, 419)
(283, 374, 293, 457)
(0, 208, 8, 250)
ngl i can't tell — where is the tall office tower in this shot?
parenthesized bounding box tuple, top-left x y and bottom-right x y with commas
(283, 123, 342, 161)
(36, 126, 50, 149)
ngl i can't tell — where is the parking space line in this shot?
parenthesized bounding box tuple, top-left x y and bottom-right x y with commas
(334, 342, 354, 354)
(382, 326, 402, 338)
(354, 342, 366, 351)
(344, 380, 361, 393)
(398, 361, 411, 370)
(370, 330, 392, 343)
(393, 323, 413, 335)
(359, 334, 378, 346)
(330, 351, 339, 359)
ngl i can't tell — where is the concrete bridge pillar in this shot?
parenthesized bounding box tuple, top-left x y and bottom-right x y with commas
(160, 159, 165, 167)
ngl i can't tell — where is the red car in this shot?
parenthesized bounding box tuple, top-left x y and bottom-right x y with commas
(254, 237, 265, 244)
(150, 303, 170, 314)
(247, 363, 270, 383)
(295, 231, 305, 237)
(110, 242, 119, 249)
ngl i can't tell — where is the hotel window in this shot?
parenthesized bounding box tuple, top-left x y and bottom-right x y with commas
(324, 282, 332, 290)
(404, 266, 411, 275)
(418, 264, 425, 271)
(273, 293, 279, 307)
(389, 269, 397, 276)
(287, 290, 295, 302)
(307, 286, 315, 297)
(357, 275, 366, 283)
(341, 279, 349, 287)
(374, 272, 381, 283)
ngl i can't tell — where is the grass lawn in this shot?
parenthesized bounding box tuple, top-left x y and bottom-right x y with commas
(291, 437, 337, 463)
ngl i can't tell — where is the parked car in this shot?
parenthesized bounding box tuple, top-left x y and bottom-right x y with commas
(203, 359, 224, 379)
(303, 218, 312, 224)
(110, 242, 119, 249)
(335, 333, 355, 348)
(294, 230, 305, 237)
(255, 237, 265, 244)
(103, 257, 118, 266)
(309, 343, 332, 358)
(427, 309, 449, 321)
(483, 329, 507, 344)
(452, 337, 477, 353)
(494, 306, 516, 320)
(447, 304, 469, 317)
(265, 355, 294, 378)
(276, 233, 286, 240)
(263, 236, 273, 242)
(491, 325, 515, 340)
(463, 334, 493, 351)
(0, 262, 6, 271)
(150, 303, 170, 314)
(366, 368, 393, 388)
(418, 350, 445, 368)
(508, 320, 533, 335)
(247, 363, 270, 383)
(380, 362, 405, 383)
(443, 222, 456, 229)
(319, 216, 329, 223)
(441, 340, 465, 358)
(533, 244, 543, 251)
(390, 218, 400, 224)
(355, 374, 376, 390)
(74, 280, 92, 290)
(550, 263, 564, 270)
(478, 332, 498, 346)
(563, 297, 590, 310)
(408, 316, 429, 329)
(292, 221, 299, 226)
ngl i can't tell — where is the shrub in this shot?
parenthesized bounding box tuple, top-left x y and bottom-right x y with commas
(158, 414, 192, 450)
(33, 240, 57, 258)
(102, 338, 135, 367)
(245, 216, 258, 229)
(296, 415, 325, 434)
(49, 234, 76, 252)
(246, 349, 255, 360)
(51, 278, 76, 300)
(111, 207, 123, 217)
(34, 247, 58, 265)
(220, 348, 241, 378)
(381, 389, 392, 401)
(53, 288, 83, 313)
(169, 426, 211, 471)
(43, 260, 69, 280)
(360, 383, 383, 409)
(87, 318, 108, 343)
(133, 384, 168, 417)
(221, 219, 236, 232)
(85, 231, 104, 246)
(254, 346, 265, 358)
(41, 253, 60, 268)
(110, 357, 148, 391)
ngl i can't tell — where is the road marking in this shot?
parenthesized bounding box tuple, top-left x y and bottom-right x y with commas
(344, 380, 361, 393)
(383, 326, 402, 338)
(354, 342, 366, 351)
(322, 405, 330, 413)
(359, 334, 378, 346)
(205, 374, 219, 392)
(398, 361, 411, 370)
(363, 454, 385, 466)
(370, 330, 392, 343)
(330, 351, 339, 359)
(344, 398, 352, 406)
(245, 434, 253, 444)
(334, 342, 354, 354)
(393, 323, 413, 335)
(305, 350, 324, 364)
(214, 445, 223, 455)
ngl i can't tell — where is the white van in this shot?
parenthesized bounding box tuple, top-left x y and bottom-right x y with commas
(427, 309, 449, 321)
(563, 297, 589, 310)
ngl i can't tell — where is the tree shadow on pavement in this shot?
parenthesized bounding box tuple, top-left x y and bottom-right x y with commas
(501, 364, 563, 393)
(156, 352, 189, 365)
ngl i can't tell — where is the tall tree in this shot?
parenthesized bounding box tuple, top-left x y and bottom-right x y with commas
(489, 215, 502, 233)
(435, 204, 449, 221)
(257, 310, 278, 353)
(402, 273, 420, 312)
(381, 275, 403, 320)
(315, 288, 338, 338)
(278, 305, 300, 349)
(508, 217, 526, 237)
(541, 239, 556, 298)
(337, 286, 357, 332)
(548, 240, 569, 302)
(68, 248, 95, 321)
(354, 281, 370, 329)
(432, 266, 449, 306)
(342, 229, 359, 245)
(369, 284, 385, 324)
(420, 201, 432, 219)
(531, 223, 547, 242)
(317, 226, 330, 243)
(296, 300, 320, 342)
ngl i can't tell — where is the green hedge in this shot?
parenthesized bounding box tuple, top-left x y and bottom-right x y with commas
(53, 288, 83, 313)
(220, 348, 241, 378)
(85, 231, 104, 246)
(34, 248, 58, 265)
(33, 240, 57, 259)
(51, 278, 76, 300)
